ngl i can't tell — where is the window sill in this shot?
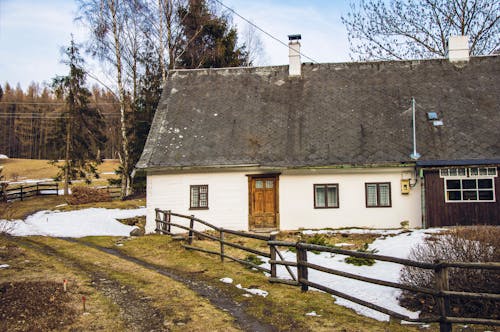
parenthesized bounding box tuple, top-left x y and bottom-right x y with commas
(189, 207, 209, 210)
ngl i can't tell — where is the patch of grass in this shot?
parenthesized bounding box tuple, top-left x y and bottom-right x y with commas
(0, 196, 67, 219)
(244, 254, 264, 267)
(0, 196, 144, 220)
(89, 235, 422, 331)
(29, 237, 238, 332)
(0, 158, 120, 182)
(0, 235, 126, 331)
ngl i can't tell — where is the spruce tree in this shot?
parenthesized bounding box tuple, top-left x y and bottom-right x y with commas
(177, 0, 247, 69)
(50, 38, 106, 195)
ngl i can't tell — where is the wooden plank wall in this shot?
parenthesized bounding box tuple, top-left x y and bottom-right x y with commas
(424, 169, 500, 227)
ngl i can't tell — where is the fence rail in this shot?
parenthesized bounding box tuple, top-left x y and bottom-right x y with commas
(1, 182, 59, 202)
(155, 209, 296, 279)
(154, 208, 500, 331)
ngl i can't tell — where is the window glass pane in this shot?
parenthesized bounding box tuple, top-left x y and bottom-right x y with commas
(463, 191, 477, 200)
(191, 187, 199, 207)
(366, 184, 378, 206)
(379, 184, 390, 206)
(478, 179, 493, 189)
(457, 168, 466, 176)
(265, 180, 274, 189)
(315, 186, 325, 207)
(255, 180, 263, 189)
(446, 180, 461, 189)
(448, 191, 461, 201)
(479, 168, 488, 175)
(462, 179, 477, 189)
(326, 185, 338, 207)
(487, 168, 497, 176)
(479, 190, 494, 200)
(440, 169, 449, 177)
(469, 168, 479, 176)
(449, 168, 458, 176)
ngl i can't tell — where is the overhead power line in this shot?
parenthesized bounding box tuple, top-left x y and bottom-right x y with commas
(213, 0, 318, 64)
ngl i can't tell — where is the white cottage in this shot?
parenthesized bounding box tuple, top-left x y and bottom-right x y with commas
(136, 37, 500, 233)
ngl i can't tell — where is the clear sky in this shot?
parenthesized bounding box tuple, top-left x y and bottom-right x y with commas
(0, 0, 352, 90)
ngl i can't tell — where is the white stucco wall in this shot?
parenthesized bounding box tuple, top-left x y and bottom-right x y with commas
(145, 167, 422, 233)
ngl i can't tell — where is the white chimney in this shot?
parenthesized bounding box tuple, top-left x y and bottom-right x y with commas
(448, 35, 469, 62)
(288, 34, 301, 76)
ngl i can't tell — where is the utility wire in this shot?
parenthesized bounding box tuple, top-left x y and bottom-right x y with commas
(213, 0, 318, 64)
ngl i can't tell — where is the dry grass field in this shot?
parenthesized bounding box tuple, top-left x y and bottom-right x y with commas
(0, 158, 120, 183)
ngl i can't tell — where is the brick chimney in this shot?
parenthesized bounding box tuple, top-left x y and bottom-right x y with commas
(448, 35, 469, 62)
(288, 34, 301, 76)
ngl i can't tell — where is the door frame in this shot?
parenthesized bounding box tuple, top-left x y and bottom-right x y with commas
(247, 173, 280, 231)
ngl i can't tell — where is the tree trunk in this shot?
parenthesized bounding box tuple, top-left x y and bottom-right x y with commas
(64, 112, 71, 196)
(110, 0, 131, 198)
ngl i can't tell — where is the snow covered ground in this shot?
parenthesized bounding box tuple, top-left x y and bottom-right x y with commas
(261, 228, 443, 322)
(3, 207, 146, 237)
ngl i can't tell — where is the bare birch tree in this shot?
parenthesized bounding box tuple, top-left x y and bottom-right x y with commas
(342, 0, 500, 60)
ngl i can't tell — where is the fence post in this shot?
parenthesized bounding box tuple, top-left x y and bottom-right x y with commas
(269, 233, 277, 278)
(20, 185, 24, 201)
(56, 183, 59, 196)
(36, 183, 39, 196)
(166, 210, 171, 233)
(219, 229, 225, 262)
(188, 215, 194, 245)
(297, 243, 308, 292)
(435, 260, 452, 332)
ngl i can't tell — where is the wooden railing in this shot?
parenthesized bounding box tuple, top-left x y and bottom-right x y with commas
(154, 209, 499, 331)
(155, 209, 295, 279)
(96, 186, 121, 199)
(1, 182, 59, 202)
(268, 241, 500, 331)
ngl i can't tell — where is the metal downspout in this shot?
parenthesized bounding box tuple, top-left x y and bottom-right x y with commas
(419, 168, 426, 228)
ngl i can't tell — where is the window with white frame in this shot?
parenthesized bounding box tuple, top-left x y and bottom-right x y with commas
(440, 167, 497, 202)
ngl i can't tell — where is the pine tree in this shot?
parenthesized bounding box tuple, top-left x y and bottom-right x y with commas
(50, 38, 107, 195)
(176, 0, 247, 69)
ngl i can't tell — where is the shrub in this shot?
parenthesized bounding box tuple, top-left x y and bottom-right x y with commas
(344, 243, 377, 266)
(67, 186, 112, 205)
(399, 227, 499, 319)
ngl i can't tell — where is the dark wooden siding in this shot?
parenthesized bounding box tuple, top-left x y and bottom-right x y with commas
(424, 169, 500, 227)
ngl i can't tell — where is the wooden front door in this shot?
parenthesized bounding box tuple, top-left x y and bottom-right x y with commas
(249, 175, 279, 230)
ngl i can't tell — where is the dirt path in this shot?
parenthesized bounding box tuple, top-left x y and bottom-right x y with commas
(18, 238, 168, 332)
(64, 238, 278, 332)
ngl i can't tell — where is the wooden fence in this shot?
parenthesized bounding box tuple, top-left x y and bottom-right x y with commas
(155, 209, 500, 331)
(96, 186, 121, 199)
(155, 209, 296, 279)
(1, 182, 59, 202)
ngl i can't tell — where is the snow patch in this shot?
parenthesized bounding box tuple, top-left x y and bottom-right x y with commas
(235, 284, 268, 297)
(261, 229, 443, 321)
(0, 154, 8, 159)
(4, 207, 146, 237)
(0, 264, 10, 269)
(305, 311, 321, 317)
(219, 277, 233, 284)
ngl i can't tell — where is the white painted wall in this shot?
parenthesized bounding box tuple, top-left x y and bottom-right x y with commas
(146, 171, 250, 233)
(145, 167, 422, 233)
(279, 168, 422, 230)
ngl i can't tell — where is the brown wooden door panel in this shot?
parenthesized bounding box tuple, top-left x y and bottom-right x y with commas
(249, 176, 278, 229)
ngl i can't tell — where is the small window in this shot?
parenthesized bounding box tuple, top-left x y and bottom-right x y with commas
(366, 182, 391, 207)
(190, 185, 208, 209)
(314, 184, 339, 208)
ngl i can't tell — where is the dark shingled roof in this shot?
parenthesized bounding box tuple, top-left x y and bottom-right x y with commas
(137, 56, 500, 169)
